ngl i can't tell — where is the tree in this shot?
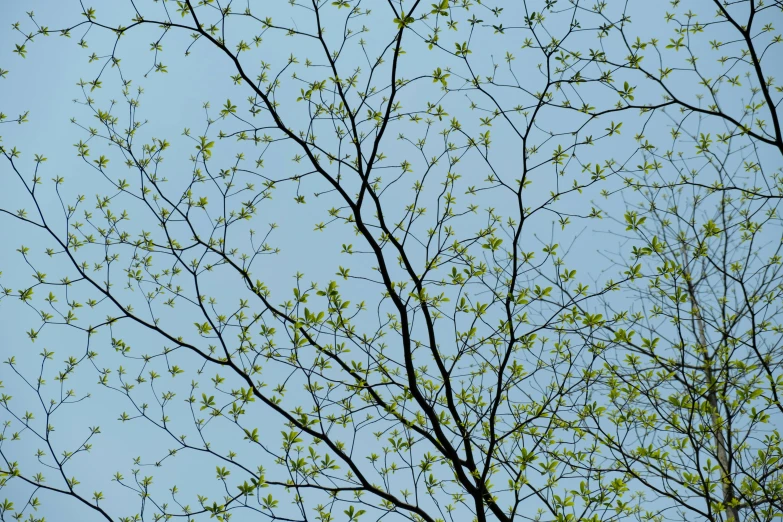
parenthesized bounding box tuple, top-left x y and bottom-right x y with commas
(583, 129, 783, 522)
(0, 1, 781, 522)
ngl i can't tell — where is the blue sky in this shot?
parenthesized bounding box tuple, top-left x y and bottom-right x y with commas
(1, 1, 781, 521)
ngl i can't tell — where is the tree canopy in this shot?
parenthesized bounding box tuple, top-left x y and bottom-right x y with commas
(0, 1, 782, 522)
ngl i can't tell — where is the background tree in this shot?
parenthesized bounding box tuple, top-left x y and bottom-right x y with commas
(0, 1, 781, 522)
(574, 3, 783, 521)
(582, 128, 783, 522)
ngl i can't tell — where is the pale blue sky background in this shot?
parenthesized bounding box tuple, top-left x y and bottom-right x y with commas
(1, 1, 781, 521)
